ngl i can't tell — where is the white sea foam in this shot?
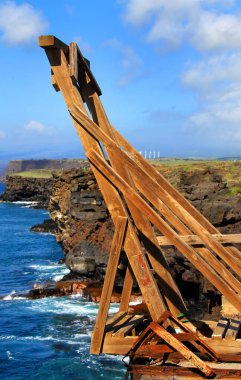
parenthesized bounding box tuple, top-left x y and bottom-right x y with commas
(2, 290, 26, 301)
(29, 264, 62, 270)
(6, 350, 14, 360)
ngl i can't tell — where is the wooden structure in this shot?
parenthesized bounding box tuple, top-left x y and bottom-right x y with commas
(39, 36, 241, 378)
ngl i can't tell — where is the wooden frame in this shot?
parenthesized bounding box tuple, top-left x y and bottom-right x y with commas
(39, 36, 241, 369)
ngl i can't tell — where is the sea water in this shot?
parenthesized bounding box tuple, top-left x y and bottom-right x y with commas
(0, 200, 125, 379)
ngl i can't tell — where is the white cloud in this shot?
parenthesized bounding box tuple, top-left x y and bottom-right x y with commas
(24, 120, 47, 134)
(122, 1, 241, 147)
(122, 0, 241, 52)
(0, 1, 48, 46)
(105, 38, 143, 86)
(182, 53, 241, 92)
(182, 53, 241, 144)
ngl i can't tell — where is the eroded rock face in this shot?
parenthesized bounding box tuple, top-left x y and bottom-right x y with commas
(49, 168, 114, 277)
(2, 175, 53, 208)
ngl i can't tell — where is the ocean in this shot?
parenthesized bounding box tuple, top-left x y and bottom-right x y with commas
(0, 198, 125, 379)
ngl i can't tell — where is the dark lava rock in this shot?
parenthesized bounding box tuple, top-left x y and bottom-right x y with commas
(31, 219, 57, 234)
(2, 175, 53, 209)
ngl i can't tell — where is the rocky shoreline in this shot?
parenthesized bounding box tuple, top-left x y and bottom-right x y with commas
(2, 164, 241, 319)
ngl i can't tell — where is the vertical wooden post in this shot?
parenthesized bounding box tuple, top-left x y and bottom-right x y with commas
(91, 216, 127, 355)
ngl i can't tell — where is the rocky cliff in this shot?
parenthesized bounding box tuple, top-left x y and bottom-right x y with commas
(6, 159, 86, 175)
(1, 175, 53, 208)
(49, 168, 114, 279)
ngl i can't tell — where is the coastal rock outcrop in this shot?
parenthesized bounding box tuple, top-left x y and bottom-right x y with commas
(49, 168, 114, 278)
(2, 175, 53, 208)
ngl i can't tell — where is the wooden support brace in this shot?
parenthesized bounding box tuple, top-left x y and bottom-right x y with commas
(91, 216, 127, 354)
(157, 234, 241, 246)
(69, 42, 78, 84)
(83, 92, 186, 316)
(86, 148, 241, 313)
(150, 322, 214, 377)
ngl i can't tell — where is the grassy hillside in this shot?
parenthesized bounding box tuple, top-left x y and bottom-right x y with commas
(149, 159, 241, 190)
(10, 169, 54, 178)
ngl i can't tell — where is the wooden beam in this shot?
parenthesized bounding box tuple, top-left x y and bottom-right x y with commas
(119, 264, 134, 312)
(41, 41, 166, 322)
(111, 126, 218, 234)
(69, 105, 241, 280)
(39, 35, 69, 53)
(225, 319, 241, 341)
(69, 42, 78, 84)
(91, 216, 127, 355)
(150, 322, 214, 377)
(157, 233, 241, 246)
(83, 91, 186, 316)
(86, 148, 241, 312)
(212, 317, 229, 340)
(113, 315, 145, 337)
(196, 247, 241, 295)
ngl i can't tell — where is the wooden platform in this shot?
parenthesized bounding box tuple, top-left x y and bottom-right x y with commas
(101, 313, 241, 356)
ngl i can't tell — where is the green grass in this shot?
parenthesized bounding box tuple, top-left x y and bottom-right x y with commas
(229, 186, 241, 196)
(11, 169, 54, 178)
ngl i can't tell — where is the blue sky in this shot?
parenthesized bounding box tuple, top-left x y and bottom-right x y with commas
(1, 0, 241, 162)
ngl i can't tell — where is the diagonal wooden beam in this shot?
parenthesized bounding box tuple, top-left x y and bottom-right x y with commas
(150, 322, 214, 377)
(91, 216, 127, 355)
(69, 104, 241, 279)
(81, 89, 187, 316)
(86, 148, 241, 312)
(40, 40, 166, 321)
(112, 126, 218, 234)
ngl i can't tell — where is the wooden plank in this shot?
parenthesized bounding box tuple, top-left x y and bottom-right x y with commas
(102, 334, 241, 356)
(41, 39, 167, 323)
(102, 336, 137, 355)
(39, 35, 69, 53)
(86, 149, 241, 313)
(212, 317, 229, 340)
(82, 92, 186, 317)
(157, 234, 241, 246)
(113, 315, 145, 337)
(105, 311, 127, 332)
(91, 216, 127, 354)
(225, 319, 241, 341)
(75, 45, 102, 96)
(127, 364, 241, 379)
(69, 42, 78, 83)
(150, 322, 214, 377)
(106, 314, 134, 337)
(196, 247, 241, 295)
(119, 264, 134, 312)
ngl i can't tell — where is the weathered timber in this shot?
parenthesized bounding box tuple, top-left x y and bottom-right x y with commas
(225, 320, 241, 341)
(87, 148, 241, 312)
(157, 234, 241, 246)
(40, 40, 167, 321)
(91, 216, 127, 354)
(82, 90, 186, 316)
(119, 264, 134, 313)
(69, 42, 78, 83)
(212, 317, 230, 340)
(70, 103, 241, 280)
